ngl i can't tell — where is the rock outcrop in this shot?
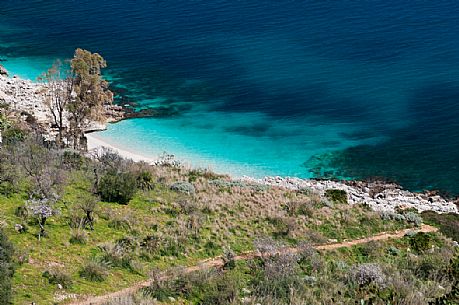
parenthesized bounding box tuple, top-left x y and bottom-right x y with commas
(243, 176, 458, 214)
(0, 74, 50, 125)
(0, 74, 125, 140)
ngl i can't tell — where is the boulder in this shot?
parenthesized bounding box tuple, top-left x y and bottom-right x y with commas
(0, 64, 8, 77)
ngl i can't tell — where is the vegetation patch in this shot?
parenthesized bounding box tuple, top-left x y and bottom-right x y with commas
(325, 189, 348, 204)
(422, 211, 459, 241)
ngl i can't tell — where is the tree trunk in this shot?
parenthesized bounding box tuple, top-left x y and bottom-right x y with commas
(38, 217, 47, 240)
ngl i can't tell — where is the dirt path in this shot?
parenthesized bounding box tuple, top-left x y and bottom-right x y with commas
(69, 224, 437, 305)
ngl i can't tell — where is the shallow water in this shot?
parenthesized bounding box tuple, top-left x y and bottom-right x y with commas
(1, 1, 459, 194)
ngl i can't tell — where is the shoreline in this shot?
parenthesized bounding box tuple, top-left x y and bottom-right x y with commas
(2, 69, 458, 215)
(85, 132, 158, 164)
(85, 128, 458, 215)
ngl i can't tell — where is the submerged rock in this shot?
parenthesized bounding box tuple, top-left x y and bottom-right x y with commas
(0, 64, 8, 76)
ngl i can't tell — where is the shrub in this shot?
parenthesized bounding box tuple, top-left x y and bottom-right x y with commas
(69, 229, 88, 245)
(2, 126, 26, 144)
(14, 205, 29, 220)
(409, 232, 432, 253)
(252, 253, 302, 302)
(0, 229, 14, 304)
(421, 211, 459, 242)
(107, 214, 132, 231)
(192, 271, 240, 305)
(170, 181, 195, 195)
(145, 269, 241, 305)
(380, 211, 405, 222)
(177, 199, 198, 214)
(99, 238, 138, 271)
(404, 211, 422, 226)
(348, 263, 386, 288)
(136, 170, 155, 190)
(0, 181, 15, 197)
(325, 189, 348, 204)
(187, 168, 223, 182)
(159, 237, 186, 257)
(98, 169, 137, 204)
(387, 246, 401, 256)
(222, 247, 236, 270)
(62, 149, 85, 170)
(140, 235, 159, 258)
(79, 260, 108, 282)
(267, 216, 296, 237)
(143, 269, 178, 302)
(284, 201, 314, 216)
(254, 237, 282, 258)
(42, 268, 73, 288)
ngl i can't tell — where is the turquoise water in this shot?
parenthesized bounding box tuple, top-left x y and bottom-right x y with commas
(99, 112, 385, 178)
(1, 1, 459, 194)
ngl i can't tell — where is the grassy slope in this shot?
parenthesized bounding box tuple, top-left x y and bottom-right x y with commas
(0, 168, 417, 304)
(109, 232, 457, 305)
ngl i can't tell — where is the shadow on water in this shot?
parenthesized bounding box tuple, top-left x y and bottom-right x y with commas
(306, 82, 459, 196)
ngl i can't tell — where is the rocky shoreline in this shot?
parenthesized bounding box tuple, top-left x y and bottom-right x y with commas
(2, 67, 458, 215)
(243, 176, 458, 214)
(0, 67, 124, 141)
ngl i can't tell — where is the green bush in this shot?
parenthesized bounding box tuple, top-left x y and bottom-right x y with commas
(421, 211, 459, 242)
(0, 230, 14, 304)
(62, 149, 85, 170)
(0, 181, 15, 197)
(409, 232, 432, 253)
(325, 189, 348, 204)
(136, 170, 155, 190)
(98, 169, 137, 204)
(2, 126, 26, 144)
(191, 271, 240, 305)
(143, 271, 178, 302)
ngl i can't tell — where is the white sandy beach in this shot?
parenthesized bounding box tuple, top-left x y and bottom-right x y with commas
(86, 132, 158, 164)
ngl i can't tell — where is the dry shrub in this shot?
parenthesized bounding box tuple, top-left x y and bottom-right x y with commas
(79, 260, 109, 282)
(348, 263, 386, 288)
(107, 213, 134, 231)
(42, 268, 73, 288)
(69, 229, 88, 245)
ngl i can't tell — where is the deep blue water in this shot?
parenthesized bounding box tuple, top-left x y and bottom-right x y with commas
(1, 1, 459, 195)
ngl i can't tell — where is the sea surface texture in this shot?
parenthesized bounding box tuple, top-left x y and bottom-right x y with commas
(1, 1, 459, 195)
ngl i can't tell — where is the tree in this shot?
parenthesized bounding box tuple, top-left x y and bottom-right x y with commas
(12, 136, 65, 199)
(27, 198, 57, 240)
(67, 49, 113, 149)
(77, 194, 99, 230)
(39, 60, 73, 147)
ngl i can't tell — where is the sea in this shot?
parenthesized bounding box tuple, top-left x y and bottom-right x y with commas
(1, 1, 459, 195)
